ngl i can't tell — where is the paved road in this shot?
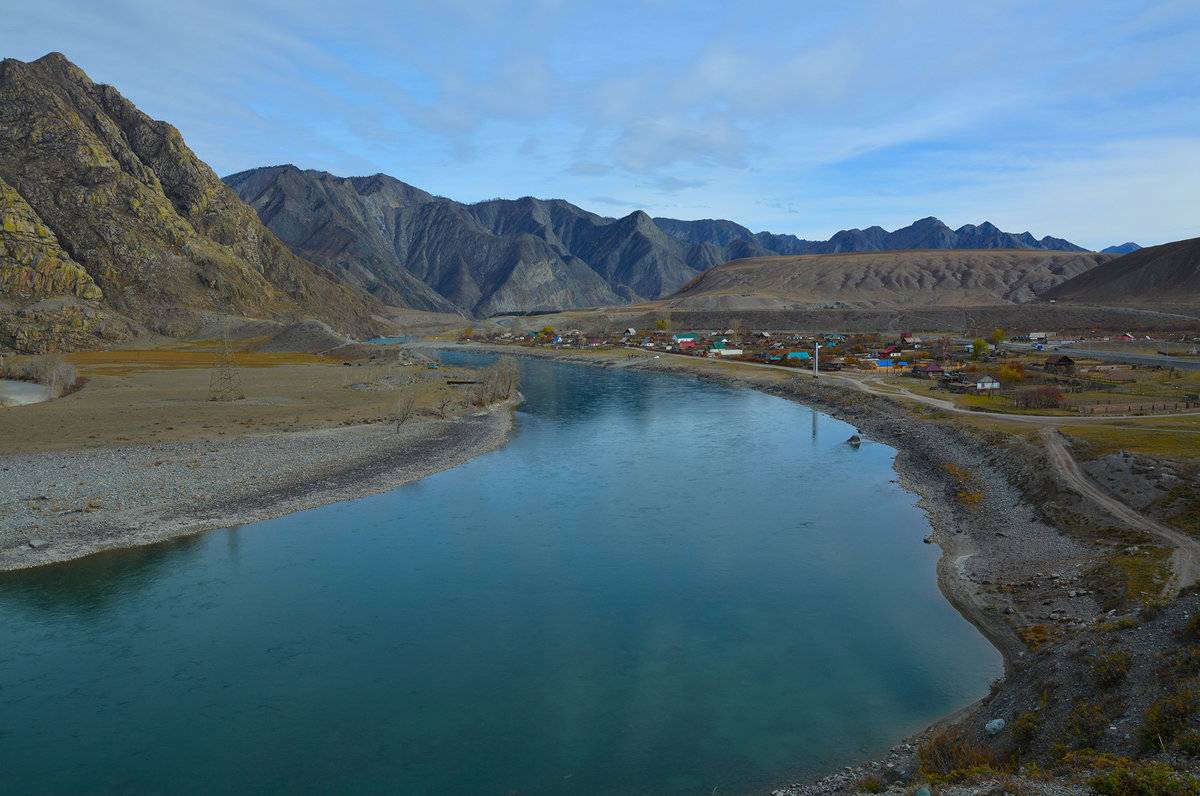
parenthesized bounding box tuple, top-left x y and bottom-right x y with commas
(1004, 343, 1200, 371)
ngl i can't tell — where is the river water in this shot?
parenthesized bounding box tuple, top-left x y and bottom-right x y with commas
(0, 356, 1000, 795)
(0, 378, 50, 406)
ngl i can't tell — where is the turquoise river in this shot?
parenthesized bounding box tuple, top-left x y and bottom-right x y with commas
(0, 354, 1001, 795)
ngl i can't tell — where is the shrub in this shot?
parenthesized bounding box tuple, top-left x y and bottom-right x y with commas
(998, 364, 1026, 384)
(1143, 686, 1200, 750)
(1167, 646, 1200, 678)
(1091, 650, 1133, 689)
(1069, 699, 1109, 749)
(1181, 614, 1200, 642)
(1091, 760, 1200, 796)
(917, 725, 1000, 781)
(1013, 711, 1040, 751)
(1179, 730, 1200, 757)
(1015, 385, 1064, 409)
(854, 773, 884, 793)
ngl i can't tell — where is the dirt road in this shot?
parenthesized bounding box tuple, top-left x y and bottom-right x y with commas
(1038, 426, 1200, 591)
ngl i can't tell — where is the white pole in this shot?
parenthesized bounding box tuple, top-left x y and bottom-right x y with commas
(813, 342, 819, 378)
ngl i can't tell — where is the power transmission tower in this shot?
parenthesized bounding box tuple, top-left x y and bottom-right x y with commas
(209, 323, 244, 401)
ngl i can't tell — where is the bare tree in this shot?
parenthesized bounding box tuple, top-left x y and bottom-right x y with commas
(30, 354, 77, 398)
(395, 385, 422, 429)
(474, 356, 521, 405)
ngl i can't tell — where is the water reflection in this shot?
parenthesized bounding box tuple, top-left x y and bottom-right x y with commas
(0, 534, 206, 616)
(0, 355, 1000, 796)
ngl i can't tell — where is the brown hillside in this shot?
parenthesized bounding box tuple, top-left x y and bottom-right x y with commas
(663, 249, 1112, 310)
(0, 53, 382, 352)
(1041, 236, 1200, 308)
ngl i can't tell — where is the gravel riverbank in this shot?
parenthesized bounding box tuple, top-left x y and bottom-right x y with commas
(0, 406, 513, 571)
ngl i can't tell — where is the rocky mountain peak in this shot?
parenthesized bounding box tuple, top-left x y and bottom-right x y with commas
(0, 53, 381, 351)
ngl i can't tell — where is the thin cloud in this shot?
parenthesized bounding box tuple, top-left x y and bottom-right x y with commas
(0, 0, 1196, 246)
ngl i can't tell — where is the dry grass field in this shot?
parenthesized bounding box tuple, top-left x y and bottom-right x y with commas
(0, 347, 475, 454)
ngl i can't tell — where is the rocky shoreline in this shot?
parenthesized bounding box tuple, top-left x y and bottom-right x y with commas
(0, 405, 514, 571)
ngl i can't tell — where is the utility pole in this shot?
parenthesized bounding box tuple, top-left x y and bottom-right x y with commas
(813, 342, 819, 378)
(209, 322, 244, 401)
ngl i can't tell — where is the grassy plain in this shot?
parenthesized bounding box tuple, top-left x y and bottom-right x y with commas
(0, 348, 472, 454)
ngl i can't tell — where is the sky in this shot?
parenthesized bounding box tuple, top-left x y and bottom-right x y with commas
(3, 0, 1198, 250)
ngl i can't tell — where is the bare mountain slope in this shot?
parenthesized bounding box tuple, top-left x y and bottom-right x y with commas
(662, 249, 1114, 311)
(226, 166, 774, 316)
(1041, 237, 1200, 309)
(0, 54, 381, 351)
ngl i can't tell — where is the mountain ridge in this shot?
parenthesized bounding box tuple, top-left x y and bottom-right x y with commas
(653, 214, 1090, 255)
(1041, 237, 1200, 307)
(660, 249, 1117, 311)
(0, 53, 382, 351)
(227, 165, 1112, 318)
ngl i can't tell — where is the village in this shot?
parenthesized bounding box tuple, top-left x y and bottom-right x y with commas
(469, 323, 1200, 417)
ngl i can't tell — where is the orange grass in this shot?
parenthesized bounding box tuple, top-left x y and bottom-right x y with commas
(63, 350, 330, 374)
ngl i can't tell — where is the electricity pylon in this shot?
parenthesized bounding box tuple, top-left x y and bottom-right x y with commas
(209, 323, 244, 401)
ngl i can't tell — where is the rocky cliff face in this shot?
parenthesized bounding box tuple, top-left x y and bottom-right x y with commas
(223, 165, 461, 313)
(227, 166, 771, 316)
(0, 53, 381, 351)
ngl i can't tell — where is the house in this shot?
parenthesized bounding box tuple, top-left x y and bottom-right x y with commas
(785, 351, 810, 361)
(911, 363, 945, 379)
(678, 339, 696, 350)
(1044, 354, 1076, 374)
(879, 345, 902, 358)
(968, 374, 1001, 392)
(673, 333, 700, 343)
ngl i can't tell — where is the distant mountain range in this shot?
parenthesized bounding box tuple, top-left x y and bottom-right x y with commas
(653, 215, 1090, 255)
(226, 165, 1117, 317)
(225, 165, 764, 316)
(1101, 242, 1142, 255)
(0, 52, 1181, 353)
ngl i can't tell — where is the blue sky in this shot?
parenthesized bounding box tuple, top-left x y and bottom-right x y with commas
(3, 0, 1198, 249)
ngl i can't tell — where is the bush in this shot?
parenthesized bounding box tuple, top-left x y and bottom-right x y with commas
(1013, 711, 1040, 751)
(1069, 699, 1109, 749)
(2, 354, 77, 397)
(1143, 686, 1200, 750)
(1091, 650, 1133, 689)
(1015, 385, 1064, 409)
(917, 725, 1000, 781)
(854, 773, 884, 793)
(1167, 646, 1200, 678)
(1091, 761, 1200, 796)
